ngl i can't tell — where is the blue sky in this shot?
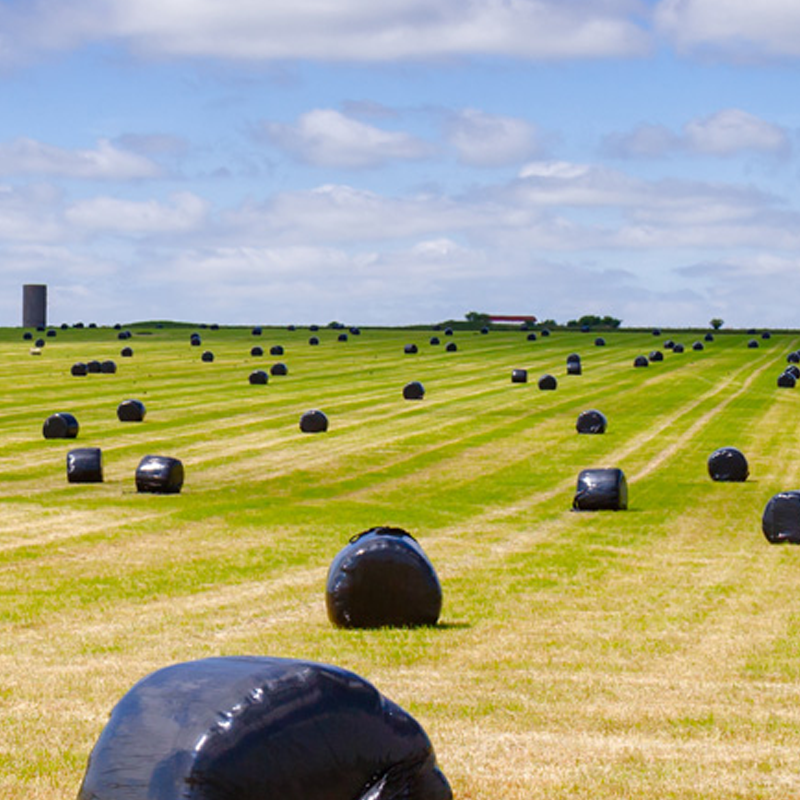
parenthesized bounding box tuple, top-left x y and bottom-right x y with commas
(2, 0, 800, 328)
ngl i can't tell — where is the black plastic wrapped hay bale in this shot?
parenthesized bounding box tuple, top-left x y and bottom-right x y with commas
(43, 412, 79, 439)
(249, 370, 269, 385)
(786, 364, 800, 379)
(326, 527, 443, 629)
(652, 328, 661, 336)
(445, 342, 457, 352)
(762, 491, 800, 544)
(576, 409, 607, 434)
(511, 368, 528, 384)
(788, 351, 800, 364)
(566, 353, 581, 364)
(67, 448, 103, 483)
(35, 338, 45, 348)
(692, 341, 704, 351)
(707, 446, 749, 482)
(538, 374, 557, 390)
(526, 332, 537, 341)
(567, 361, 582, 376)
(403, 381, 425, 400)
(572, 468, 627, 511)
(649, 350, 664, 362)
(541, 328, 550, 337)
(338, 333, 349, 342)
(429, 336, 440, 346)
(46, 329, 56, 338)
(309, 336, 320, 346)
(270, 344, 284, 356)
(481, 326, 489, 334)
(704, 332, 714, 342)
(71, 362, 88, 376)
(252, 326, 263, 336)
(250, 346, 264, 357)
(664, 339, 675, 349)
(270, 362, 288, 376)
(23, 331, 32, 340)
(135, 455, 184, 494)
(444, 327, 453, 336)
(350, 327, 361, 335)
(672, 343, 685, 354)
(633, 355, 649, 368)
(87, 360, 102, 374)
(300, 409, 328, 433)
(762, 331, 772, 339)
(404, 343, 418, 354)
(748, 339, 759, 349)
(117, 399, 146, 422)
(201, 351, 214, 363)
(190, 334, 202, 346)
(76, 655, 452, 800)
(101, 360, 117, 374)
(120, 347, 133, 358)
(778, 371, 797, 388)
(594, 337, 606, 346)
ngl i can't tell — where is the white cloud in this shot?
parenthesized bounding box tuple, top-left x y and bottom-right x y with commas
(65, 192, 209, 234)
(0, 1, 650, 64)
(655, 0, 800, 58)
(444, 108, 543, 167)
(261, 109, 434, 168)
(0, 138, 162, 179)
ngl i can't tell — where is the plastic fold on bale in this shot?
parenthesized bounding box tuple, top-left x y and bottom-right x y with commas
(43, 412, 79, 439)
(403, 381, 425, 400)
(576, 409, 607, 434)
(77, 656, 452, 800)
(67, 448, 103, 483)
(573, 468, 628, 511)
(135, 455, 184, 494)
(117, 399, 146, 422)
(707, 447, 749, 482)
(300, 409, 328, 433)
(762, 492, 800, 544)
(326, 527, 443, 629)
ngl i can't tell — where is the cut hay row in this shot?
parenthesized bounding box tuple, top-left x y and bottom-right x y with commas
(1, 325, 800, 798)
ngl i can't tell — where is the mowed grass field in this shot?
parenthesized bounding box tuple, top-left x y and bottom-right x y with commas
(2, 322, 800, 799)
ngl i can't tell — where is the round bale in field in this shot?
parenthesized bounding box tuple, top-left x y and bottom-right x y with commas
(526, 332, 537, 341)
(326, 527, 443, 629)
(270, 345, 284, 356)
(785, 364, 800, 379)
(249, 370, 269, 385)
(43, 412, 79, 439)
(707, 446, 749, 482)
(404, 344, 418, 354)
(705, 333, 714, 342)
(252, 326, 262, 336)
(576, 409, 607, 434)
(566, 353, 581, 364)
(652, 328, 661, 336)
(538, 373, 557, 390)
(594, 337, 606, 346)
(76, 656, 452, 800)
(649, 350, 664, 362)
(87, 360, 102, 373)
(762, 491, 800, 544)
(250, 346, 264, 357)
(309, 336, 320, 346)
(633, 355, 649, 367)
(201, 351, 214, 362)
(101, 360, 117, 374)
(788, 352, 800, 364)
(190, 333, 201, 346)
(67, 448, 103, 483)
(445, 342, 457, 352)
(338, 333, 348, 342)
(300, 409, 328, 433)
(663, 339, 675, 349)
(270, 362, 288, 376)
(762, 331, 772, 339)
(23, 331, 32, 340)
(117, 399, 146, 422)
(567, 360, 582, 375)
(429, 336, 440, 346)
(403, 381, 425, 400)
(135, 455, 184, 494)
(748, 339, 759, 348)
(778, 371, 797, 388)
(693, 341, 704, 351)
(541, 328, 550, 337)
(120, 347, 133, 357)
(511, 368, 528, 383)
(572, 468, 628, 511)
(71, 362, 88, 376)
(672, 343, 685, 353)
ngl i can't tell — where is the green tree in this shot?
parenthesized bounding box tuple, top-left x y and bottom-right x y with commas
(710, 318, 724, 330)
(465, 311, 491, 327)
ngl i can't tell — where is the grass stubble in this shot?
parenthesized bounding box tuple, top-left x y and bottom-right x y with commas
(0, 325, 800, 798)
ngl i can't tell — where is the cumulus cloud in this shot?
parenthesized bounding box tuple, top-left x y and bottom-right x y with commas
(0, 0, 650, 64)
(261, 109, 434, 168)
(0, 138, 162, 179)
(444, 108, 543, 167)
(602, 108, 790, 158)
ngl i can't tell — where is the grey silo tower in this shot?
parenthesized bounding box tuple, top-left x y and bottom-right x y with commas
(22, 284, 47, 328)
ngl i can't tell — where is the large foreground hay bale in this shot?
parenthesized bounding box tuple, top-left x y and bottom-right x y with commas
(135, 455, 184, 494)
(403, 380, 425, 400)
(576, 409, 607, 434)
(573, 468, 627, 510)
(43, 412, 79, 439)
(707, 446, 749, 482)
(300, 409, 328, 433)
(77, 656, 451, 800)
(762, 492, 800, 544)
(67, 448, 103, 483)
(117, 399, 146, 422)
(326, 527, 443, 629)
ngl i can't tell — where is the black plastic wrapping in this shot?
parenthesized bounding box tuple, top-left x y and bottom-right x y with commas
(692, 341, 704, 351)
(445, 342, 457, 352)
(67, 448, 103, 483)
(663, 339, 675, 349)
(778, 371, 796, 388)
(511, 368, 527, 384)
(707, 447, 749, 482)
(404, 344, 418, 354)
(762, 491, 800, 544)
(249, 370, 269, 385)
(567, 361, 582, 375)
(649, 351, 664, 362)
(71, 363, 88, 376)
(135, 455, 184, 494)
(201, 351, 214, 363)
(576, 409, 607, 434)
(300, 409, 328, 433)
(326, 527, 442, 629)
(594, 337, 606, 346)
(788, 351, 800, 364)
(338, 333, 348, 342)
(403, 381, 425, 400)
(785, 364, 800, 379)
(270, 362, 288, 376)
(538, 374, 557, 390)
(309, 336, 320, 346)
(566, 353, 581, 364)
(633, 355, 648, 368)
(704, 333, 714, 342)
(526, 333, 536, 341)
(87, 360, 102, 373)
(120, 347, 134, 358)
(270, 345, 284, 355)
(429, 337, 440, 346)
(250, 346, 263, 357)
(673, 343, 685, 353)
(77, 656, 451, 800)
(748, 339, 759, 349)
(117, 399, 146, 422)
(43, 412, 79, 439)
(101, 361, 117, 374)
(573, 468, 628, 511)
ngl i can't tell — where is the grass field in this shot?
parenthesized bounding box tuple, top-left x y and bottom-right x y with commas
(2, 322, 800, 799)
